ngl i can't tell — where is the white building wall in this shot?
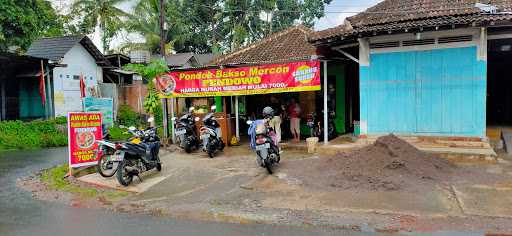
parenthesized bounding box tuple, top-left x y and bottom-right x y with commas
(53, 43, 103, 117)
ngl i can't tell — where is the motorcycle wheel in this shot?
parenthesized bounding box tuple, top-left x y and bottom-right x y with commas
(156, 163, 162, 171)
(184, 143, 192, 153)
(96, 154, 117, 177)
(219, 140, 225, 151)
(264, 159, 273, 174)
(116, 160, 133, 186)
(208, 151, 214, 158)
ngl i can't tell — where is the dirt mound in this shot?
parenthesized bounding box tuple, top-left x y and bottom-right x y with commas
(285, 134, 456, 192)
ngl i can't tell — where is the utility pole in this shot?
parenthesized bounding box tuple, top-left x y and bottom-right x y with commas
(159, 0, 169, 142)
(159, 0, 166, 56)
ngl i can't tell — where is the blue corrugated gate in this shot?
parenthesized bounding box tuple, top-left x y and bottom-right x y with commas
(361, 46, 486, 137)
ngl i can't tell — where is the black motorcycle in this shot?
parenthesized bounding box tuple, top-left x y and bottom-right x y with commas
(247, 119, 280, 174)
(308, 111, 337, 141)
(200, 106, 225, 158)
(173, 107, 201, 153)
(114, 122, 162, 186)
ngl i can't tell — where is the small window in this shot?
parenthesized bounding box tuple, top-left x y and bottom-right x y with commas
(438, 35, 473, 44)
(90, 77, 93, 80)
(59, 74, 63, 78)
(402, 38, 435, 46)
(66, 75, 70, 79)
(370, 41, 400, 49)
(73, 75, 80, 80)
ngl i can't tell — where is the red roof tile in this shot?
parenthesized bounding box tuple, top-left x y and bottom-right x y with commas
(211, 25, 318, 65)
(311, 0, 512, 42)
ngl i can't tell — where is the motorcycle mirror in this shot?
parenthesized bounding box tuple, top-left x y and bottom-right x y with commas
(147, 117, 155, 123)
(194, 117, 200, 122)
(211, 105, 216, 111)
(128, 126, 136, 131)
(189, 107, 195, 112)
(246, 120, 253, 125)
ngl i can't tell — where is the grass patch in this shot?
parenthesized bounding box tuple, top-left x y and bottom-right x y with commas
(0, 119, 67, 151)
(41, 164, 129, 200)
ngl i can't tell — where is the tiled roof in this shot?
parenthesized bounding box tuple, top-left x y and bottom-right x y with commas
(211, 25, 318, 65)
(27, 35, 109, 65)
(27, 35, 83, 61)
(194, 53, 218, 65)
(311, 0, 512, 42)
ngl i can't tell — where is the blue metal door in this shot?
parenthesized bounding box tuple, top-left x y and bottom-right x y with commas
(364, 46, 486, 137)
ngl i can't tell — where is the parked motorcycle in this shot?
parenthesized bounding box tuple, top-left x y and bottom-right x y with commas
(96, 124, 145, 177)
(200, 106, 225, 158)
(307, 111, 337, 141)
(306, 112, 321, 138)
(247, 119, 280, 174)
(173, 107, 201, 153)
(95, 124, 118, 177)
(114, 118, 162, 186)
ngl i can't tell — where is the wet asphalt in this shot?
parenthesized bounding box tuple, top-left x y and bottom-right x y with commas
(0, 147, 484, 236)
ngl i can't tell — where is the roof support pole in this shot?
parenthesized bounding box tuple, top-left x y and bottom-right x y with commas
(48, 68, 55, 118)
(162, 98, 169, 141)
(235, 95, 240, 141)
(170, 97, 176, 144)
(323, 60, 329, 145)
(334, 48, 359, 64)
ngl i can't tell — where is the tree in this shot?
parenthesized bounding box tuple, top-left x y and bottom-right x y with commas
(219, 0, 332, 51)
(123, 59, 168, 122)
(69, 0, 128, 53)
(120, 0, 332, 54)
(0, 0, 64, 52)
(121, 0, 190, 54)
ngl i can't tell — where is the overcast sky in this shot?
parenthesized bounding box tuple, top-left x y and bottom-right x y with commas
(52, 0, 383, 51)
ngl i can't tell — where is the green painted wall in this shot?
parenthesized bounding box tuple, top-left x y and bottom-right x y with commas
(19, 79, 45, 119)
(215, 96, 223, 112)
(327, 62, 346, 134)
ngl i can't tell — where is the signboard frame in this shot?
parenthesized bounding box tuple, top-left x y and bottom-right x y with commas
(67, 112, 103, 168)
(156, 60, 321, 98)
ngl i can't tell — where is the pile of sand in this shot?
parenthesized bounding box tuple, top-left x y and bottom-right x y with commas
(286, 134, 456, 191)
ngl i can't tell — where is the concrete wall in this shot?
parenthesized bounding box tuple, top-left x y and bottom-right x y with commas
(53, 43, 103, 117)
(359, 28, 487, 137)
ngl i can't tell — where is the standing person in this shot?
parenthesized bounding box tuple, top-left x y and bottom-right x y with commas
(269, 96, 282, 143)
(288, 98, 301, 142)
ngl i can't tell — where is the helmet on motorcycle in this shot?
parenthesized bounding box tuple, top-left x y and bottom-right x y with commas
(262, 106, 274, 118)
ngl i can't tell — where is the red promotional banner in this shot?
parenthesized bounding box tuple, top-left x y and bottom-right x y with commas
(67, 112, 102, 168)
(155, 60, 321, 97)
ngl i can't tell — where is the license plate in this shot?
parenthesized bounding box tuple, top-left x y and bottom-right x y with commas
(201, 134, 210, 139)
(256, 143, 270, 150)
(175, 129, 186, 135)
(111, 152, 124, 161)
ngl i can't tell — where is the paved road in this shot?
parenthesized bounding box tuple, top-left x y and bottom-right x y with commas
(0, 147, 384, 236)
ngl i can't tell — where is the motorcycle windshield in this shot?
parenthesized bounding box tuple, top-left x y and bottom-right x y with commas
(248, 119, 265, 150)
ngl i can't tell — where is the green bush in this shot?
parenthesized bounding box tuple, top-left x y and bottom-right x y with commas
(117, 105, 140, 127)
(108, 126, 131, 141)
(0, 119, 67, 151)
(54, 116, 67, 124)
